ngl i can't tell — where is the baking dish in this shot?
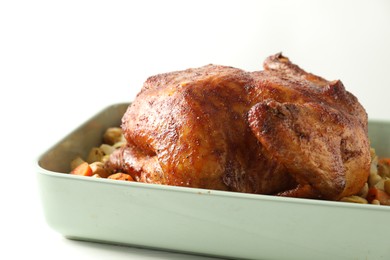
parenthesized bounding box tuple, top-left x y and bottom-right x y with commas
(37, 103, 390, 260)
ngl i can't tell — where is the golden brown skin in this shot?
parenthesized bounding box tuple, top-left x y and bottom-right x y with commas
(107, 53, 371, 200)
(248, 54, 370, 200)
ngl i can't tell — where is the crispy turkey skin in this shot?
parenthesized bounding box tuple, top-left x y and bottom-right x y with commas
(106, 53, 370, 201)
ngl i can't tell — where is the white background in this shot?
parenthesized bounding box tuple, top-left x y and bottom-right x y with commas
(1, 0, 389, 259)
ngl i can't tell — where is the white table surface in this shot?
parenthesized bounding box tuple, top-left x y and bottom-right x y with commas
(1, 1, 390, 259)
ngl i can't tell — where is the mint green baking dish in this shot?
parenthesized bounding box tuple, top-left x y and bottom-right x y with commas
(37, 103, 390, 260)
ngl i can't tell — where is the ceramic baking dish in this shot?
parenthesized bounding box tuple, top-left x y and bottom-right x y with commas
(37, 103, 390, 260)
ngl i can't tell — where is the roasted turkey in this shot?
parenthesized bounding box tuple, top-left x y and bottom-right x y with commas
(106, 53, 371, 201)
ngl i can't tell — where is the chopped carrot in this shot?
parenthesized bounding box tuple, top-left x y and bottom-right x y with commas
(366, 188, 390, 205)
(379, 158, 390, 165)
(107, 173, 134, 181)
(70, 162, 93, 177)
